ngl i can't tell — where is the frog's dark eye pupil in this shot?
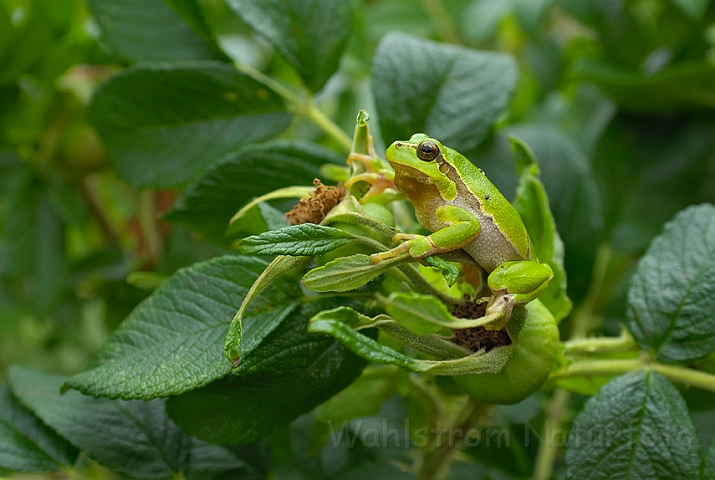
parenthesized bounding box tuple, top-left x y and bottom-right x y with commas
(417, 141, 439, 161)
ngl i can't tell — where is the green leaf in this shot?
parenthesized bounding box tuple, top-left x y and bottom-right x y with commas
(9, 367, 253, 479)
(164, 141, 342, 243)
(64, 255, 301, 399)
(302, 253, 409, 293)
(422, 255, 459, 286)
(167, 299, 368, 445)
(573, 59, 715, 112)
(226, 0, 356, 92)
(385, 292, 454, 336)
(308, 307, 518, 375)
(565, 370, 700, 479)
(227, 186, 314, 235)
(372, 32, 517, 150)
(704, 436, 715, 480)
(88, 0, 221, 62)
(0, 385, 77, 472)
(507, 124, 603, 302)
(239, 224, 354, 256)
(308, 314, 421, 372)
(626, 204, 715, 363)
(89, 62, 291, 188)
(258, 202, 290, 231)
(224, 255, 310, 366)
(510, 136, 572, 322)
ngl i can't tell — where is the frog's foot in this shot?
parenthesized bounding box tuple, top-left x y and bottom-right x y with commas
(482, 292, 514, 331)
(370, 233, 436, 263)
(392, 232, 419, 242)
(370, 242, 411, 264)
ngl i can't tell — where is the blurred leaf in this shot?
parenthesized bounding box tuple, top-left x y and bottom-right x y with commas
(3, 171, 66, 313)
(88, 0, 221, 62)
(341, 461, 418, 479)
(89, 62, 291, 187)
(167, 299, 368, 445)
(513, 0, 551, 33)
(461, 0, 512, 44)
(531, 84, 616, 157)
(671, 0, 709, 19)
(594, 116, 715, 253)
(165, 0, 222, 46)
(372, 32, 517, 150)
(704, 437, 715, 479)
(65, 255, 301, 399)
(226, 0, 356, 92)
(9, 367, 254, 479)
(0, 4, 54, 83)
(508, 124, 603, 302)
(511, 136, 572, 322)
(239, 224, 354, 256)
(313, 366, 399, 426)
(164, 141, 342, 243)
(626, 204, 715, 363)
(574, 59, 715, 112)
(0, 385, 77, 472)
(565, 370, 700, 479)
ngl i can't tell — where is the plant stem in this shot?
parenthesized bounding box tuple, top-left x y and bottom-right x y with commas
(568, 243, 612, 339)
(563, 329, 639, 355)
(532, 243, 614, 479)
(651, 363, 715, 392)
(304, 96, 353, 151)
(532, 389, 570, 480)
(61, 467, 83, 480)
(137, 190, 162, 267)
(233, 61, 302, 105)
(556, 358, 644, 378)
(551, 358, 715, 393)
(420, 0, 462, 45)
(233, 61, 352, 152)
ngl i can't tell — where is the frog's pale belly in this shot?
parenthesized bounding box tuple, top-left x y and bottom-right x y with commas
(456, 201, 526, 272)
(416, 195, 525, 272)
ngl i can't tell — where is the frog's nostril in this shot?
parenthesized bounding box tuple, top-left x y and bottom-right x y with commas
(396, 142, 403, 147)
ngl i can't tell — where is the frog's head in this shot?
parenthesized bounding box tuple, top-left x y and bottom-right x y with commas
(385, 133, 457, 201)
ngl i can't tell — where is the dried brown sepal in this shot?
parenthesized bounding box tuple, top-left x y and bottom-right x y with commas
(285, 179, 346, 225)
(451, 298, 511, 352)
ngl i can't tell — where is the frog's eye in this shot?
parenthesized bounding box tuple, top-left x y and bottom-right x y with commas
(417, 141, 440, 161)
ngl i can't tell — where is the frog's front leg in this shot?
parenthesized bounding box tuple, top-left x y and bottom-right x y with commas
(482, 261, 553, 330)
(371, 205, 481, 263)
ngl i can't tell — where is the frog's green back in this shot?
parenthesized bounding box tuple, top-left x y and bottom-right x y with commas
(446, 145, 530, 258)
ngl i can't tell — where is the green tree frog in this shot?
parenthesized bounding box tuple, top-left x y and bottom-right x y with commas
(370, 133, 553, 330)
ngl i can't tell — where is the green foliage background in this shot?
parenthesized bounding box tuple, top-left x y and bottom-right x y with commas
(1, 0, 715, 479)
